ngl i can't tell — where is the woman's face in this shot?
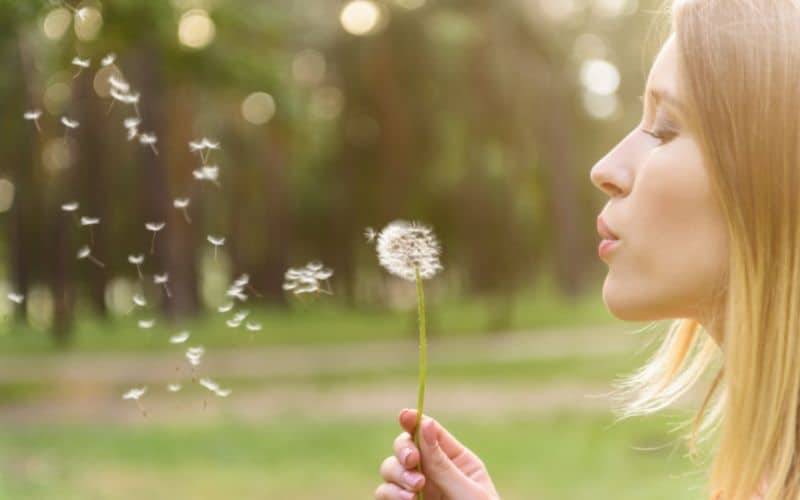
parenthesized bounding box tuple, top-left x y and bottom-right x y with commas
(589, 34, 728, 332)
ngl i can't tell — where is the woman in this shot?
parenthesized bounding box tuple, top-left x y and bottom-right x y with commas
(374, 0, 800, 499)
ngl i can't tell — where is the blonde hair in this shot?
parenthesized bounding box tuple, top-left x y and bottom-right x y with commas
(608, 1, 800, 499)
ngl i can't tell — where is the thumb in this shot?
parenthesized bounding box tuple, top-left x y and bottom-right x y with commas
(418, 418, 477, 499)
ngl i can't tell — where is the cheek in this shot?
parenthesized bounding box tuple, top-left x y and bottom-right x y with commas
(603, 150, 726, 320)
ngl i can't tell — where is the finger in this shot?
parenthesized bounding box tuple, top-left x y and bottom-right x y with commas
(380, 456, 426, 492)
(374, 482, 417, 500)
(393, 431, 419, 468)
(418, 418, 480, 499)
(400, 409, 468, 461)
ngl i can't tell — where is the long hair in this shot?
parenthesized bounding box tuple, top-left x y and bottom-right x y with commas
(608, 1, 800, 499)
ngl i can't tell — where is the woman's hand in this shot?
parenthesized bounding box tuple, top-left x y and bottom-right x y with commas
(374, 408, 500, 500)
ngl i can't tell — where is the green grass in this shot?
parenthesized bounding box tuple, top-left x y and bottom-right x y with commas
(0, 412, 713, 500)
(0, 278, 624, 354)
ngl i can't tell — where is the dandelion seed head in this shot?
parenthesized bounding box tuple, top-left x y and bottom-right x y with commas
(207, 235, 225, 246)
(167, 383, 182, 392)
(101, 53, 116, 66)
(122, 387, 147, 400)
(61, 201, 79, 212)
(7, 293, 24, 304)
(138, 319, 155, 329)
(24, 110, 42, 121)
(128, 254, 144, 265)
(77, 245, 91, 259)
(169, 331, 190, 344)
(61, 116, 80, 129)
(145, 222, 165, 232)
(376, 220, 442, 281)
(173, 198, 190, 209)
(71, 56, 90, 68)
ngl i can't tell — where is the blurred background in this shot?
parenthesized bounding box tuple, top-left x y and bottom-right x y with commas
(0, 0, 716, 498)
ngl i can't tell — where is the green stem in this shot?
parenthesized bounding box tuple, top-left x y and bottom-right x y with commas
(413, 267, 426, 500)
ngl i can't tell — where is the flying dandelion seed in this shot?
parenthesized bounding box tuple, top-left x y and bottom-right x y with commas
(133, 293, 147, 307)
(364, 226, 377, 243)
(226, 287, 247, 302)
(199, 377, 231, 398)
(167, 383, 182, 392)
(226, 318, 242, 328)
(173, 197, 192, 223)
(61, 201, 79, 212)
(139, 132, 158, 155)
(75, 7, 90, 21)
(154, 273, 172, 298)
(138, 319, 155, 329)
(192, 165, 220, 186)
(374, 220, 442, 484)
(169, 331, 190, 344)
(109, 75, 130, 93)
(122, 386, 148, 416)
(123, 117, 140, 141)
(233, 273, 262, 297)
(207, 235, 225, 261)
(282, 261, 334, 296)
(23, 109, 42, 132)
(61, 116, 79, 139)
(185, 346, 205, 380)
(128, 254, 145, 279)
(217, 302, 234, 313)
(7, 293, 24, 305)
(101, 53, 116, 66)
(71, 56, 90, 78)
(145, 221, 165, 254)
(214, 388, 232, 397)
(77, 244, 105, 268)
(245, 322, 262, 332)
(189, 137, 220, 165)
(79, 216, 100, 244)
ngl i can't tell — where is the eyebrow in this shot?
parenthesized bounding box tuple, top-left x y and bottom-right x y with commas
(638, 88, 686, 114)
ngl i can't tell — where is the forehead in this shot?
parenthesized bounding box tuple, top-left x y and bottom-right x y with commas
(646, 34, 680, 97)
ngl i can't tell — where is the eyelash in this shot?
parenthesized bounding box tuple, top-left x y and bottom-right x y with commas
(641, 126, 677, 145)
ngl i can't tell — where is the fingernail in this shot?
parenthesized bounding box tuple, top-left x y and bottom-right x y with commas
(400, 408, 410, 418)
(401, 447, 412, 466)
(403, 471, 424, 489)
(423, 420, 436, 445)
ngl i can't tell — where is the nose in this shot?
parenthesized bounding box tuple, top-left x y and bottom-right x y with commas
(590, 161, 625, 198)
(589, 128, 638, 198)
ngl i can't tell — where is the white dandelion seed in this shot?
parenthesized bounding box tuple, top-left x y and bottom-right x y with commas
(109, 75, 130, 93)
(154, 272, 172, 298)
(23, 109, 42, 132)
(138, 319, 155, 329)
(185, 346, 205, 367)
(138, 132, 158, 155)
(7, 293, 24, 305)
(128, 254, 145, 279)
(123, 117, 140, 141)
(226, 287, 247, 302)
(233, 273, 262, 297)
(101, 53, 116, 67)
(71, 56, 90, 78)
(199, 377, 219, 392)
(133, 293, 147, 307)
(214, 388, 232, 397)
(169, 331, 190, 344)
(364, 226, 376, 243)
(122, 386, 147, 400)
(217, 302, 234, 313)
(173, 197, 191, 224)
(167, 383, 182, 392)
(76, 7, 90, 21)
(207, 235, 225, 261)
(80, 216, 99, 226)
(282, 261, 334, 296)
(232, 310, 249, 323)
(61, 116, 79, 136)
(192, 165, 220, 186)
(189, 137, 220, 164)
(226, 318, 242, 328)
(375, 220, 443, 282)
(245, 322, 262, 332)
(77, 244, 105, 268)
(145, 221, 165, 254)
(61, 201, 79, 214)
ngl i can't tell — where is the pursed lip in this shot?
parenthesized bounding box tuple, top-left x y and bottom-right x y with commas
(597, 215, 620, 241)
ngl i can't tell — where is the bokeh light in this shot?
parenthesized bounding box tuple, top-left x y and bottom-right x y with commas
(0, 179, 15, 214)
(74, 6, 103, 41)
(593, 0, 639, 17)
(42, 138, 77, 172)
(309, 86, 344, 121)
(292, 49, 326, 87)
(340, 0, 381, 36)
(26, 285, 54, 331)
(394, 0, 426, 9)
(104, 277, 137, 316)
(572, 33, 609, 60)
(93, 64, 124, 98)
(43, 81, 72, 116)
(178, 9, 216, 49)
(580, 59, 621, 96)
(582, 90, 620, 120)
(241, 92, 276, 125)
(42, 7, 72, 40)
(538, 0, 579, 22)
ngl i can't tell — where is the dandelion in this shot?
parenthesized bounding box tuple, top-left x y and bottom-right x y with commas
(189, 137, 220, 165)
(282, 261, 334, 296)
(128, 254, 145, 279)
(101, 53, 116, 66)
(364, 226, 376, 243)
(122, 386, 148, 416)
(138, 319, 155, 329)
(217, 302, 234, 313)
(145, 221, 165, 254)
(7, 293, 24, 305)
(23, 109, 42, 132)
(71, 56, 90, 78)
(139, 132, 158, 155)
(167, 383, 182, 392)
(169, 331, 190, 344)
(173, 197, 192, 223)
(77, 244, 105, 268)
(154, 273, 172, 298)
(374, 220, 442, 483)
(192, 165, 220, 186)
(207, 235, 225, 261)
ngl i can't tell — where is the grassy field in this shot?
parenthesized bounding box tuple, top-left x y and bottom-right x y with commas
(0, 412, 713, 500)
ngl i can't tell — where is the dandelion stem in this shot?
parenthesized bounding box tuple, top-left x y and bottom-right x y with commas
(413, 265, 426, 500)
(89, 255, 105, 268)
(34, 120, 41, 133)
(182, 208, 192, 224)
(136, 264, 143, 280)
(150, 233, 156, 254)
(163, 283, 172, 298)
